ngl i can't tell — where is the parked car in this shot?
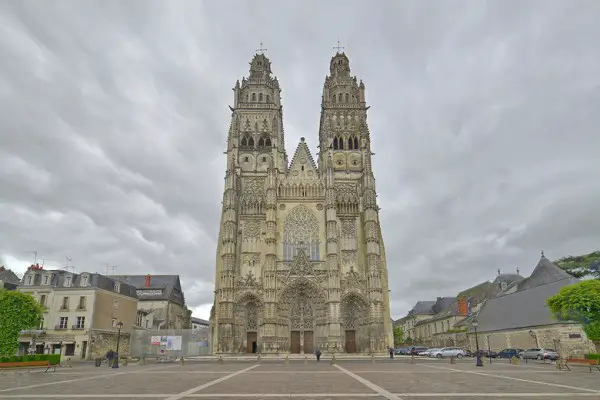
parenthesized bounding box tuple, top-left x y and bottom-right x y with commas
(497, 348, 524, 359)
(479, 350, 498, 358)
(410, 347, 428, 355)
(464, 350, 475, 357)
(520, 348, 559, 361)
(425, 348, 442, 357)
(433, 347, 466, 358)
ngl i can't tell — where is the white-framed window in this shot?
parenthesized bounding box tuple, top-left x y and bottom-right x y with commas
(65, 276, 72, 287)
(114, 281, 120, 292)
(61, 297, 69, 310)
(81, 274, 89, 287)
(75, 316, 85, 329)
(78, 296, 86, 310)
(58, 317, 68, 329)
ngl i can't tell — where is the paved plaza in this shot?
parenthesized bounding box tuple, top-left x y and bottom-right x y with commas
(0, 358, 598, 399)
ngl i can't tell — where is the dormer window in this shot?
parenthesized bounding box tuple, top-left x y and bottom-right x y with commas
(43, 275, 49, 285)
(65, 276, 72, 287)
(114, 282, 121, 292)
(26, 275, 33, 285)
(81, 275, 89, 287)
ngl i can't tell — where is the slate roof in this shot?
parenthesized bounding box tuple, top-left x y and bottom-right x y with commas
(112, 275, 185, 306)
(19, 268, 137, 298)
(516, 256, 572, 292)
(0, 268, 20, 284)
(407, 301, 436, 316)
(472, 277, 579, 332)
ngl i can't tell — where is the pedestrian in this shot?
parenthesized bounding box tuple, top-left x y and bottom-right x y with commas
(389, 347, 394, 359)
(315, 348, 321, 362)
(106, 350, 114, 367)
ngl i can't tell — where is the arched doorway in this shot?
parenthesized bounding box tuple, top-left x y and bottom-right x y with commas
(278, 278, 326, 354)
(235, 293, 261, 353)
(341, 293, 368, 353)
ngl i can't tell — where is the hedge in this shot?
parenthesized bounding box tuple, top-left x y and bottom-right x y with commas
(0, 354, 61, 365)
(585, 353, 600, 360)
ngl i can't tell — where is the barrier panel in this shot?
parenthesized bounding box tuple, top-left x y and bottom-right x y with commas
(130, 328, 211, 359)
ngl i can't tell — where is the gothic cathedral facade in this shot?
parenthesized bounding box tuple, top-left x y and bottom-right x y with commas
(210, 51, 392, 354)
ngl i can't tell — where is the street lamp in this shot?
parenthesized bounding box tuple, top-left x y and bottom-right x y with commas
(472, 318, 483, 367)
(112, 321, 124, 369)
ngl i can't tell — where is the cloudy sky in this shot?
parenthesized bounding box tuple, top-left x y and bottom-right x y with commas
(1, 0, 599, 319)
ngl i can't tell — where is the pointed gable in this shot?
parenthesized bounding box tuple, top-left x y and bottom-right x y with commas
(288, 137, 318, 177)
(517, 255, 572, 291)
(288, 248, 315, 278)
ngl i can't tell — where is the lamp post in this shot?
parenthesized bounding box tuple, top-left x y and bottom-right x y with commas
(472, 318, 483, 367)
(112, 321, 124, 369)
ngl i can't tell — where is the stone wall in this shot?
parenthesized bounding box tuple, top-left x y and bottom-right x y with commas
(466, 324, 595, 356)
(89, 330, 131, 360)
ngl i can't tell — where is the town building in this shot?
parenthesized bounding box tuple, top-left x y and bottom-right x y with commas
(112, 274, 191, 330)
(211, 49, 392, 355)
(463, 254, 596, 356)
(17, 264, 138, 359)
(191, 317, 209, 330)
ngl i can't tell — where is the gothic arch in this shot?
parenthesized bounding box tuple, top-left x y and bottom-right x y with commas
(341, 292, 368, 332)
(278, 278, 327, 329)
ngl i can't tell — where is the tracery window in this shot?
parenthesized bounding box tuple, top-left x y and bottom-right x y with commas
(283, 205, 320, 261)
(348, 135, 359, 150)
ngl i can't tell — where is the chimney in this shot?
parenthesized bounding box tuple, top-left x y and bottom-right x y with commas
(458, 298, 467, 316)
(145, 274, 151, 287)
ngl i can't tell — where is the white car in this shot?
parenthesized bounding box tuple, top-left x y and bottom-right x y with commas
(426, 348, 442, 357)
(434, 347, 466, 358)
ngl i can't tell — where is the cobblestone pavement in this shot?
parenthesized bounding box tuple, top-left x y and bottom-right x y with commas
(0, 358, 598, 399)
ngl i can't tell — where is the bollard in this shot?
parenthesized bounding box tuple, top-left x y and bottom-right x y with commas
(330, 355, 336, 365)
(304, 356, 307, 364)
(218, 356, 223, 364)
(257, 355, 261, 362)
(371, 354, 375, 364)
(410, 355, 416, 364)
(450, 356, 456, 364)
(180, 357, 185, 366)
(141, 356, 146, 365)
(285, 355, 289, 365)
(123, 357, 128, 366)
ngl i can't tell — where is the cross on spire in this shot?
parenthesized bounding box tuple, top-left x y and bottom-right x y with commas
(255, 42, 267, 55)
(333, 39, 345, 53)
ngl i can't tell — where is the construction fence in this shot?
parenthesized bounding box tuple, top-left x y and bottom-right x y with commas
(130, 328, 212, 359)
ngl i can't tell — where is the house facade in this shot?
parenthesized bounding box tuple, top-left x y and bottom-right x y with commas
(17, 265, 138, 359)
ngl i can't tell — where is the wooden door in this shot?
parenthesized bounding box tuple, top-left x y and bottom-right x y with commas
(290, 331, 301, 354)
(345, 330, 356, 353)
(246, 332, 257, 353)
(303, 331, 314, 354)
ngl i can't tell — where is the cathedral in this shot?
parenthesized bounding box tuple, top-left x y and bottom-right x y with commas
(210, 49, 392, 355)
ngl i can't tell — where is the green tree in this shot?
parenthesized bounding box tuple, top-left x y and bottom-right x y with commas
(554, 251, 600, 279)
(0, 290, 44, 355)
(546, 280, 600, 352)
(393, 327, 404, 346)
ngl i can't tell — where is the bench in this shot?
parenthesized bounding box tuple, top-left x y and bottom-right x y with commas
(562, 358, 600, 372)
(0, 360, 57, 373)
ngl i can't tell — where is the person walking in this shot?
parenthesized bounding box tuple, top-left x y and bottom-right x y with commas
(315, 348, 322, 362)
(389, 347, 394, 359)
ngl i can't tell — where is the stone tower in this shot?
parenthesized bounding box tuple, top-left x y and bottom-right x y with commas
(210, 50, 392, 355)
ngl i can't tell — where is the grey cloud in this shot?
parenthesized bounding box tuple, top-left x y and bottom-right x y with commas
(1, 0, 599, 318)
